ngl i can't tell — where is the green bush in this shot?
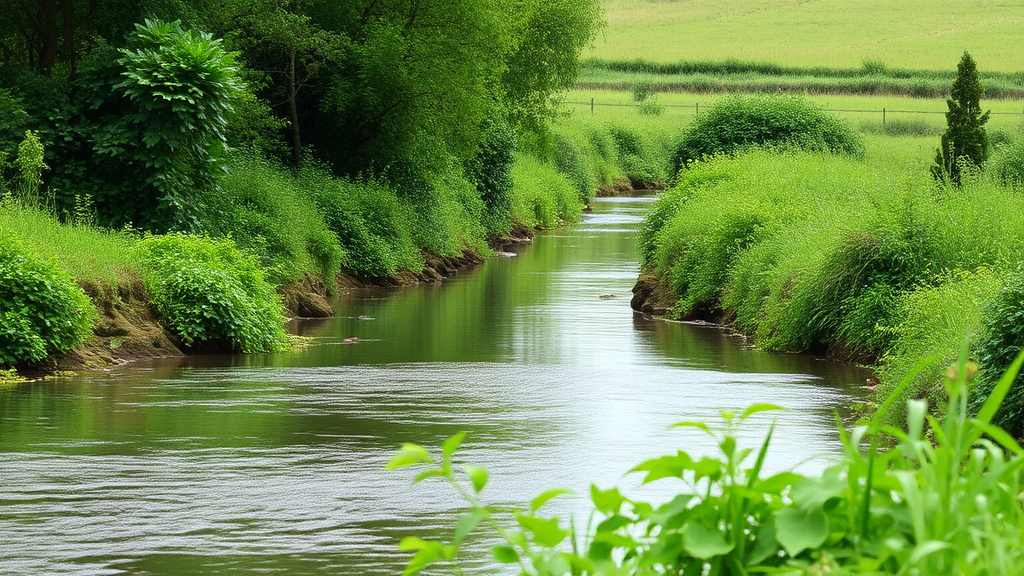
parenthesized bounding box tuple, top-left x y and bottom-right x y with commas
(133, 234, 287, 353)
(671, 94, 864, 175)
(466, 117, 517, 233)
(510, 154, 582, 229)
(202, 152, 343, 286)
(306, 172, 423, 278)
(879, 269, 1001, 422)
(0, 231, 95, 366)
(971, 268, 1024, 436)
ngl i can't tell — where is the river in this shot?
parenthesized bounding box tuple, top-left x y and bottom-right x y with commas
(0, 197, 870, 574)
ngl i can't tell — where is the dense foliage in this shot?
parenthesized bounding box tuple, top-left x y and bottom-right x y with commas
(931, 52, 990, 185)
(0, 230, 94, 366)
(670, 94, 863, 175)
(133, 234, 288, 353)
(970, 268, 1024, 437)
(391, 353, 1024, 575)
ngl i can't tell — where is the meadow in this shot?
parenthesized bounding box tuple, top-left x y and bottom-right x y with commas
(590, 0, 1024, 71)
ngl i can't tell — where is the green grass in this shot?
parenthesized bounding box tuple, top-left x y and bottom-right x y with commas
(0, 203, 139, 286)
(590, 0, 1024, 71)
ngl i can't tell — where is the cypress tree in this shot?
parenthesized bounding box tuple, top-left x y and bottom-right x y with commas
(931, 52, 990, 185)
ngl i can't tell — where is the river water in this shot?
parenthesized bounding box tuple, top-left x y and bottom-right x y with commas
(0, 197, 870, 575)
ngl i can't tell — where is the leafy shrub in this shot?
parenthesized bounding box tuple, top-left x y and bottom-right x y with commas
(411, 168, 489, 259)
(0, 231, 95, 366)
(510, 154, 582, 229)
(553, 132, 594, 203)
(671, 94, 864, 175)
(466, 117, 517, 233)
(133, 234, 287, 353)
(202, 151, 343, 285)
(971, 268, 1024, 436)
(391, 354, 1024, 576)
(114, 20, 241, 231)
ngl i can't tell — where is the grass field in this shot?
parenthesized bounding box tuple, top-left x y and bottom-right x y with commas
(590, 0, 1024, 71)
(562, 89, 1024, 147)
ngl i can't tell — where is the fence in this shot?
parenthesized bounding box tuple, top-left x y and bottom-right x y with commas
(565, 100, 1024, 125)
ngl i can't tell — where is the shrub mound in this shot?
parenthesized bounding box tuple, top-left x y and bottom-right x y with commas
(0, 231, 95, 366)
(671, 94, 864, 175)
(133, 234, 287, 353)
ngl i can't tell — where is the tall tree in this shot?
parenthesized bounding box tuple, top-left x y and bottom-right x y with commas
(931, 52, 990, 185)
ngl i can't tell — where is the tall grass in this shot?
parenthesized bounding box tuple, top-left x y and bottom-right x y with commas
(0, 202, 138, 286)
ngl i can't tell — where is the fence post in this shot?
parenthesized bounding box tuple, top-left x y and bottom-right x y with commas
(591, 98, 594, 116)
(883, 107, 886, 126)
(696, 102, 699, 118)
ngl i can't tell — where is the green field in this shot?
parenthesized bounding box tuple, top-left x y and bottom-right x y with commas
(590, 0, 1024, 71)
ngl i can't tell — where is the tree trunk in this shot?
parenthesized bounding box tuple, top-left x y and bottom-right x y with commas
(36, 0, 58, 74)
(288, 49, 302, 167)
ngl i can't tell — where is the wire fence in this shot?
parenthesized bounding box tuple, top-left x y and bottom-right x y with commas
(564, 100, 1024, 124)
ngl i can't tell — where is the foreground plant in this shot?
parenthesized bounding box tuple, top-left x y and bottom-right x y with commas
(390, 350, 1024, 575)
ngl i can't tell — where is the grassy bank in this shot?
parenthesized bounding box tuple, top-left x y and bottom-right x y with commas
(1, 134, 646, 371)
(638, 146, 1024, 427)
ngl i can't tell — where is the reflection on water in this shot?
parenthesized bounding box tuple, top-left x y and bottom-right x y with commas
(0, 197, 871, 574)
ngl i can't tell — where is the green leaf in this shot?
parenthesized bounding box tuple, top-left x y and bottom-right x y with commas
(671, 421, 713, 435)
(591, 485, 625, 515)
(492, 545, 519, 564)
(740, 403, 786, 421)
(631, 451, 693, 484)
(464, 465, 489, 493)
(682, 523, 734, 559)
(453, 509, 486, 545)
(443, 432, 467, 461)
(974, 422, 1024, 455)
(532, 488, 574, 513)
(517, 514, 570, 547)
(414, 469, 448, 484)
(908, 540, 952, 564)
(386, 443, 433, 470)
(774, 506, 829, 556)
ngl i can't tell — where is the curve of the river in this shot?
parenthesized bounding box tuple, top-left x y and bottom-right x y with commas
(0, 197, 871, 575)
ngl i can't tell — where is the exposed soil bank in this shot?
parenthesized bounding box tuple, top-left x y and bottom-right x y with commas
(596, 178, 666, 197)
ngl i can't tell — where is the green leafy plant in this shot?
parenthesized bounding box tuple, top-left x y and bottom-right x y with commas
(132, 233, 287, 353)
(391, 350, 1024, 575)
(931, 52, 991, 185)
(970, 267, 1024, 437)
(0, 231, 95, 366)
(115, 19, 241, 231)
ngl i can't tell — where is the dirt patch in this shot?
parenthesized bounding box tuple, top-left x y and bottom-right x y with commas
(279, 273, 335, 318)
(630, 267, 677, 316)
(596, 178, 666, 197)
(16, 277, 186, 377)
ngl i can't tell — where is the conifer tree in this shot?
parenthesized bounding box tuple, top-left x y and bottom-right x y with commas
(932, 52, 990, 185)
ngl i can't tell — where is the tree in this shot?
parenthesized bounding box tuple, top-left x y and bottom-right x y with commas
(931, 52, 990, 185)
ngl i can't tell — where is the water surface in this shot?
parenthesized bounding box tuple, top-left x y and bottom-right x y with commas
(0, 197, 871, 574)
